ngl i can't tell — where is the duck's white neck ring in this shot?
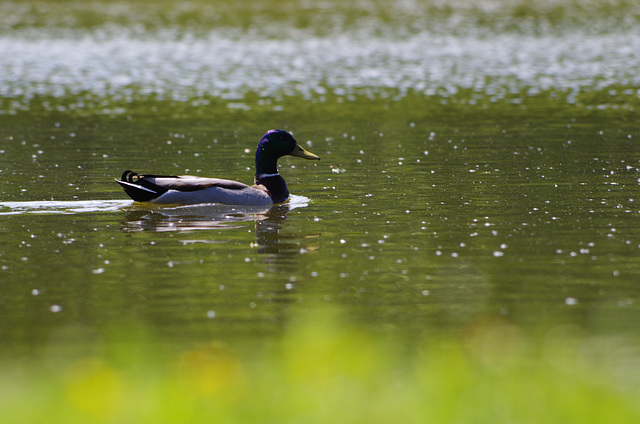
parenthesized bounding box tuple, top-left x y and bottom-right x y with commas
(256, 173, 280, 179)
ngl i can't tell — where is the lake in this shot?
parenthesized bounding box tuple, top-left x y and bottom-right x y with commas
(1, 1, 640, 422)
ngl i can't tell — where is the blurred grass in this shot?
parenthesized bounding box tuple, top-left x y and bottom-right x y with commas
(2, 311, 639, 423)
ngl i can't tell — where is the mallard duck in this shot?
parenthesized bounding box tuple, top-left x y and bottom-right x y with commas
(116, 129, 320, 205)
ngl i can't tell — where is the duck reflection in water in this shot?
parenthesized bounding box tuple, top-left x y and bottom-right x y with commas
(121, 201, 316, 260)
(121, 203, 279, 232)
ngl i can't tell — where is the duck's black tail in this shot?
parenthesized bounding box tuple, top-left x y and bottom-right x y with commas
(116, 170, 167, 202)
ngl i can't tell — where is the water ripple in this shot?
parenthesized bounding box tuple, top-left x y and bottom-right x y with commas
(0, 200, 133, 215)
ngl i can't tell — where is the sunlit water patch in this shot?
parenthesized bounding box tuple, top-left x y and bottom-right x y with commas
(2, 29, 640, 111)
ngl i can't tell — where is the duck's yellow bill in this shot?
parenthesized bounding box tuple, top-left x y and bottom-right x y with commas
(290, 143, 320, 160)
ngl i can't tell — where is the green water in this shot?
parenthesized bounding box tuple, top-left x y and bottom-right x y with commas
(1, 1, 640, 419)
(2, 94, 639, 354)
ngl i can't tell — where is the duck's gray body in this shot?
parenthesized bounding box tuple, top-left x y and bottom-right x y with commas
(150, 180, 273, 206)
(117, 173, 282, 206)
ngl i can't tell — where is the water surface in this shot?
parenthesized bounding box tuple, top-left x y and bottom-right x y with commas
(1, 0, 639, 368)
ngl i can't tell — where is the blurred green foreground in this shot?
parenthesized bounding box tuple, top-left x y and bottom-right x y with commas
(2, 312, 639, 424)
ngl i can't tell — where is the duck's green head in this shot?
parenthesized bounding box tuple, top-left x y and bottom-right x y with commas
(255, 129, 320, 174)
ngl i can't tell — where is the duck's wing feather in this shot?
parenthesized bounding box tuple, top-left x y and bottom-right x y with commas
(142, 175, 251, 191)
(116, 170, 252, 202)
